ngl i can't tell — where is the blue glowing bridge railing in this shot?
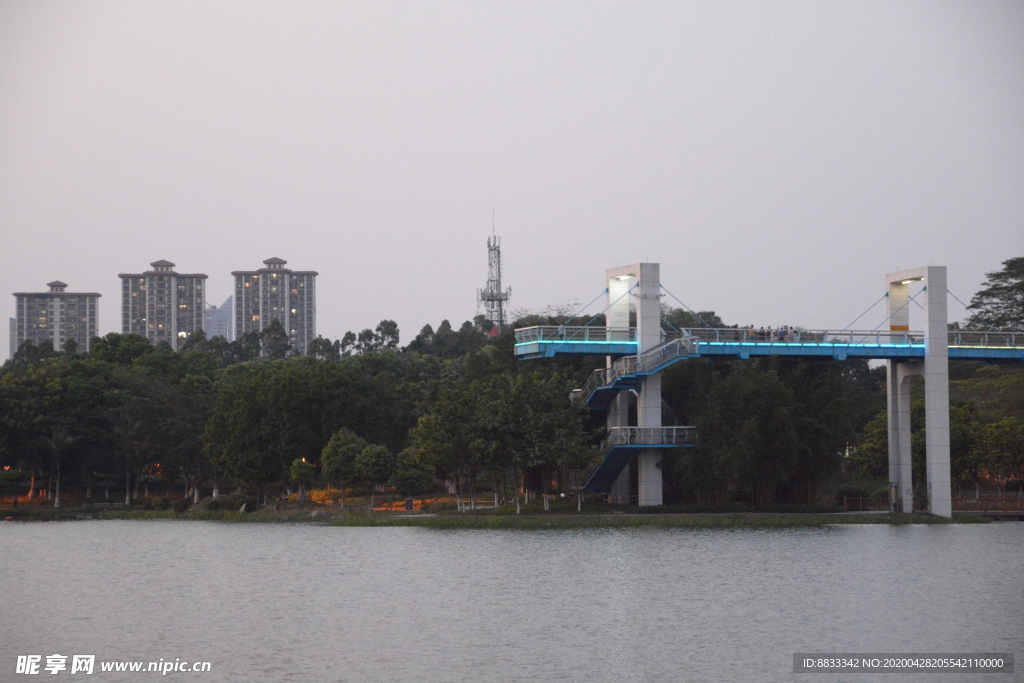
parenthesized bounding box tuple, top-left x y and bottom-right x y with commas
(604, 426, 697, 448)
(517, 326, 1024, 349)
(514, 326, 636, 344)
(687, 328, 1024, 347)
(685, 328, 923, 345)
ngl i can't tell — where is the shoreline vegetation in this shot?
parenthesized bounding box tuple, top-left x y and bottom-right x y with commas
(4, 261, 1022, 530)
(1, 501, 990, 527)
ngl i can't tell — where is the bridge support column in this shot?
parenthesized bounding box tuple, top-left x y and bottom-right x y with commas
(923, 268, 952, 518)
(637, 452, 662, 507)
(885, 267, 951, 518)
(637, 373, 663, 506)
(606, 263, 665, 507)
(887, 361, 919, 513)
(605, 273, 632, 505)
(607, 392, 630, 505)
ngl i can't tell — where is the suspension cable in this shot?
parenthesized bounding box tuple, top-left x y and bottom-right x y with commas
(570, 283, 638, 337)
(659, 284, 718, 329)
(948, 289, 1008, 340)
(850, 287, 925, 345)
(840, 292, 888, 332)
(561, 288, 609, 326)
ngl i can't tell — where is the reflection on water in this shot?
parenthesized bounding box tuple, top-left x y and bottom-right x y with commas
(1, 521, 1021, 682)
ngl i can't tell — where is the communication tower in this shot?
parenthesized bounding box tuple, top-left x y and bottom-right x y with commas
(477, 235, 511, 331)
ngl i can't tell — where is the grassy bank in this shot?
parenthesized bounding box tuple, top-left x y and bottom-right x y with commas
(2, 505, 990, 527)
(329, 512, 989, 529)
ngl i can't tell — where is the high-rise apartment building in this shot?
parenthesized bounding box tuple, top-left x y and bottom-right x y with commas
(119, 260, 207, 350)
(11, 281, 100, 357)
(232, 258, 317, 354)
(204, 295, 234, 341)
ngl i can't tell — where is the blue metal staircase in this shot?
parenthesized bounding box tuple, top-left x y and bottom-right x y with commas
(570, 336, 695, 410)
(583, 427, 697, 492)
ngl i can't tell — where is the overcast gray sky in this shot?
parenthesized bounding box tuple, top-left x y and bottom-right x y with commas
(2, 1, 1023, 357)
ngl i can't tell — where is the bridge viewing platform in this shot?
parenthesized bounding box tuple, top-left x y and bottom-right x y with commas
(513, 262, 1024, 516)
(515, 326, 1024, 363)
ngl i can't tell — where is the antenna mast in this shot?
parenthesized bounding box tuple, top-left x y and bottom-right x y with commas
(477, 229, 511, 331)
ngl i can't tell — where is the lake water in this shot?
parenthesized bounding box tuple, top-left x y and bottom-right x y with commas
(1, 520, 1021, 682)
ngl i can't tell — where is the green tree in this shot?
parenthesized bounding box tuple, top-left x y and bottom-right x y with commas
(390, 447, 435, 499)
(356, 444, 397, 510)
(308, 336, 341, 361)
(663, 307, 725, 329)
(41, 423, 78, 508)
(950, 402, 986, 494)
(90, 333, 154, 364)
(236, 331, 263, 361)
(321, 428, 366, 508)
(982, 417, 1024, 483)
(179, 330, 208, 353)
(290, 458, 315, 503)
(262, 319, 291, 360)
(697, 363, 801, 506)
(339, 331, 356, 357)
(375, 320, 400, 350)
(413, 381, 485, 507)
(61, 338, 79, 359)
(966, 257, 1024, 330)
(848, 410, 888, 479)
(5, 339, 60, 371)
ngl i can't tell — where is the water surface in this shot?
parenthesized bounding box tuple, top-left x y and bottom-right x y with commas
(2, 521, 1021, 682)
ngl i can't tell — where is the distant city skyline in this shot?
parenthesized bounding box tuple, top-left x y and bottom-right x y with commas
(3, 2, 1023, 359)
(233, 257, 317, 355)
(9, 257, 320, 357)
(10, 280, 100, 358)
(119, 260, 206, 351)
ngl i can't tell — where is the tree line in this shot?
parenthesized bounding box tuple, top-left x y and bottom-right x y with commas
(1, 256, 1021, 509)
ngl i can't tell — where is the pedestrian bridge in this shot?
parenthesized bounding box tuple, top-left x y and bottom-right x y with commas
(513, 263, 1024, 513)
(515, 326, 1024, 363)
(517, 324, 1024, 494)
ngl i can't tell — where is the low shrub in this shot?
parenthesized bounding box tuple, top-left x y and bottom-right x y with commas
(834, 486, 870, 505)
(193, 493, 255, 512)
(427, 500, 458, 513)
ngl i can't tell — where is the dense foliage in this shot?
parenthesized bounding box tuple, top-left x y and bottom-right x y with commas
(2, 259, 1022, 509)
(966, 257, 1024, 330)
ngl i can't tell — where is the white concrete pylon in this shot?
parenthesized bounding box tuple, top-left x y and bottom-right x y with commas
(885, 267, 951, 517)
(605, 264, 663, 506)
(605, 269, 632, 503)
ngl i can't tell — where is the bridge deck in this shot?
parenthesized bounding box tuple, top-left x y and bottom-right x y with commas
(515, 326, 1024, 363)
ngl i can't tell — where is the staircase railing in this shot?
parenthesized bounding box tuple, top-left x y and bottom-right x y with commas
(572, 336, 696, 403)
(635, 337, 694, 373)
(574, 368, 610, 403)
(604, 426, 697, 447)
